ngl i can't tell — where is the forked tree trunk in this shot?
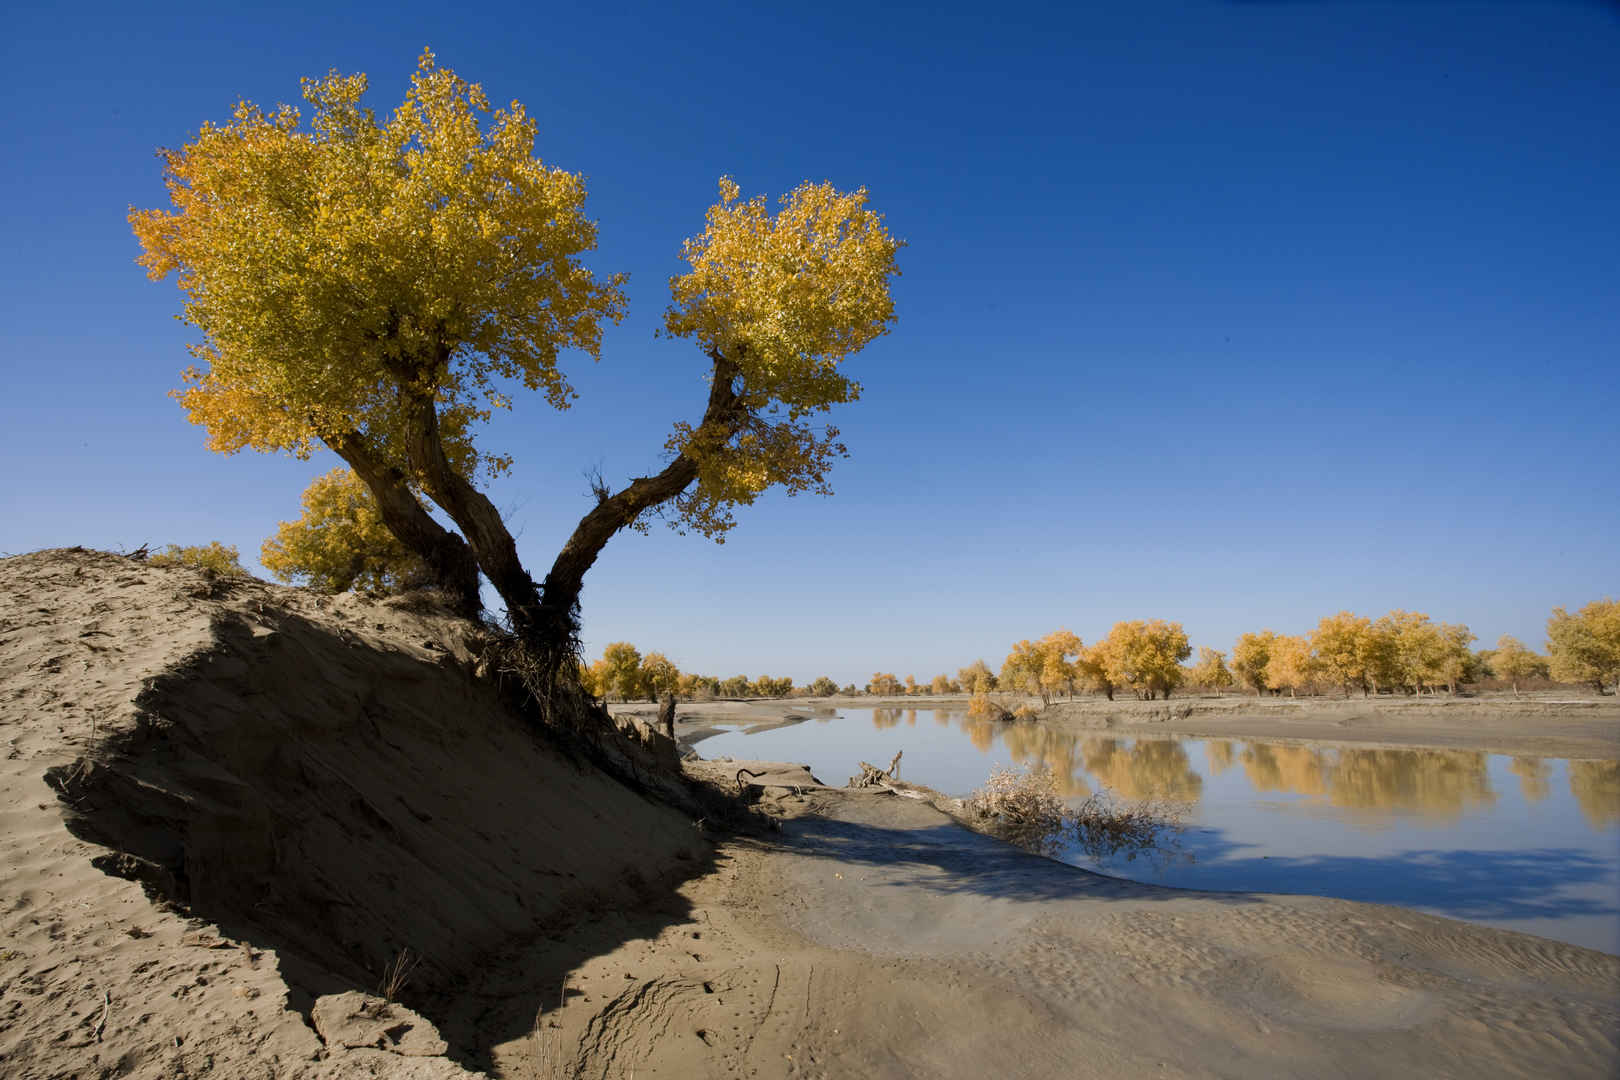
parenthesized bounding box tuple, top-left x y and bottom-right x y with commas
(330, 431, 482, 616)
(396, 378, 545, 640)
(528, 355, 743, 676)
(384, 349, 745, 693)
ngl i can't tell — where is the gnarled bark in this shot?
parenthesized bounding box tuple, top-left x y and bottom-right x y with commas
(532, 354, 744, 668)
(394, 378, 544, 640)
(328, 431, 481, 616)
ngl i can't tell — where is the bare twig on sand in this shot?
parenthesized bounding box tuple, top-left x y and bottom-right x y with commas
(93, 989, 110, 1041)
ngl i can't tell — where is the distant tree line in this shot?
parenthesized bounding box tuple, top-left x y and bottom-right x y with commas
(576, 642, 854, 702)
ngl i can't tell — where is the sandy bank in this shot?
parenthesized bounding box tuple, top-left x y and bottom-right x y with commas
(4, 549, 1615, 1078)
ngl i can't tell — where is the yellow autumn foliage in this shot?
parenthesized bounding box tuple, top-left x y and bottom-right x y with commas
(131, 51, 623, 477)
(148, 542, 247, 576)
(661, 177, 902, 538)
(261, 468, 425, 593)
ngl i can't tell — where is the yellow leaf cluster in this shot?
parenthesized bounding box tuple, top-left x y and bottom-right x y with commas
(1097, 620, 1192, 700)
(148, 541, 247, 576)
(1546, 599, 1620, 692)
(260, 467, 425, 593)
(131, 49, 625, 476)
(661, 178, 902, 538)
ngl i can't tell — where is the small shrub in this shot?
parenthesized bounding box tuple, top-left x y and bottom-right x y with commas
(966, 764, 1187, 862)
(965, 765, 1070, 855)
(148, 541, 247, 576)
(1071, 791, 1187, 863)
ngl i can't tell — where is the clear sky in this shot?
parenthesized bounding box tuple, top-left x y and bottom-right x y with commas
(3, 1, 1616, 684)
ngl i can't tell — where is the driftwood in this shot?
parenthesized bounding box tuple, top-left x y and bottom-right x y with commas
(848, 750, 903, 788)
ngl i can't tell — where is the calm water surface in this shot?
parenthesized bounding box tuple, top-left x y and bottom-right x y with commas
(696, 707, 1620, 954)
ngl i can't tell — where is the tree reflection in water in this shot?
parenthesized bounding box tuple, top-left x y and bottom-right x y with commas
(1570, 760, 1620, 826)
(1509, 756, 1552, 803)
(855, 708, 1618, 827)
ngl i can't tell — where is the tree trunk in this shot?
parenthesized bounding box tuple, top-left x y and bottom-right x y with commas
(532, 355, 744, 673)
(329, 431, 481, 616)
(397, 382, 543, 639)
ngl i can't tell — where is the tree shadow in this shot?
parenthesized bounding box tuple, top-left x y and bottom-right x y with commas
(47, 601, 724, 1075)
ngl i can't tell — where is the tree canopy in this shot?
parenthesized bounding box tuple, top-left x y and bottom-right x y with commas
(132, 51, 901, 681)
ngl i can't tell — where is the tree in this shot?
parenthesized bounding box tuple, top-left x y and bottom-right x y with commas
(149, 541, 247, 576)
(1188, 647, 1234, 695)
(1310, 611, 1373, 698)
(640, 652, 680, 701)
(1490, 635, 1547, 696)
(719, 675, 751, 698)
(750, 676, 794, 698)
(904, 674, 919, 696)
(132, 53, 901, 691)
(958, 660, 996, 694)
(1264, 635, 1318, 697)
(1037, 630, 1082, 702)
(1231, 631, 1277, 696)
(1099, 620, 1191, 700)
(261, 467, 425, 592)
(1000, 639, 1043, 699)
(1074, 643, 1116, 700)
(930, 673, 952, 696)
(678, 673, 720, 698)
(867, 673, 902, 696)
(599, 642, 643, 702)
(1371, 611, 1473, 694)
(809, 676, 839, 697)
(1547, 600, 1620, 693)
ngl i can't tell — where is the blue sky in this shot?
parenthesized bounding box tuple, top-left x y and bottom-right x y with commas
(2, 1, 1616, 684)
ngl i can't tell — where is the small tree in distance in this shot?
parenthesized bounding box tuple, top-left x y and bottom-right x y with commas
(1547, 600, 1620, 694)
(149, 542, 247, 576)
(1188, 647, 1234, 696)
(1489, 635, 1547, 696)
(262, 468, 425, 593)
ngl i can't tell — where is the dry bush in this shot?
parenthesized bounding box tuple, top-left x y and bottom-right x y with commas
(965, 765, 1070, 855)
(1071, 791, 1187, 864)
(148, 541, 247, 576)
(966, 764, 1187, 862)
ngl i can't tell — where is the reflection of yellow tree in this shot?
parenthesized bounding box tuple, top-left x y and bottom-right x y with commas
(1206, 740, 1236, 775)
(871, 708, 902, 730)
(1329, 749, 1494, 818)
(998, 722, 1091, 796)
(1509, 757, 1551, 803)
(905, 709, 917, 726)
(1241, 743, 1329, 796)
(1082, 738, 1202, 802)
(1569, 760, 1620, 826)
(962, 715, 997, 752)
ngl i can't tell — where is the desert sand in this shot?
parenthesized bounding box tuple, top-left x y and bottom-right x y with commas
(2, 548, 1616, 1078)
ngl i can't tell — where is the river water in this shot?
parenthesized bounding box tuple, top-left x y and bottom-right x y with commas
(695, 706, 1620, 954)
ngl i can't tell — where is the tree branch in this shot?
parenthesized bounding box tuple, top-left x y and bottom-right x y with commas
(539, 353, 744, 620)
(326, 430, 481, 615)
